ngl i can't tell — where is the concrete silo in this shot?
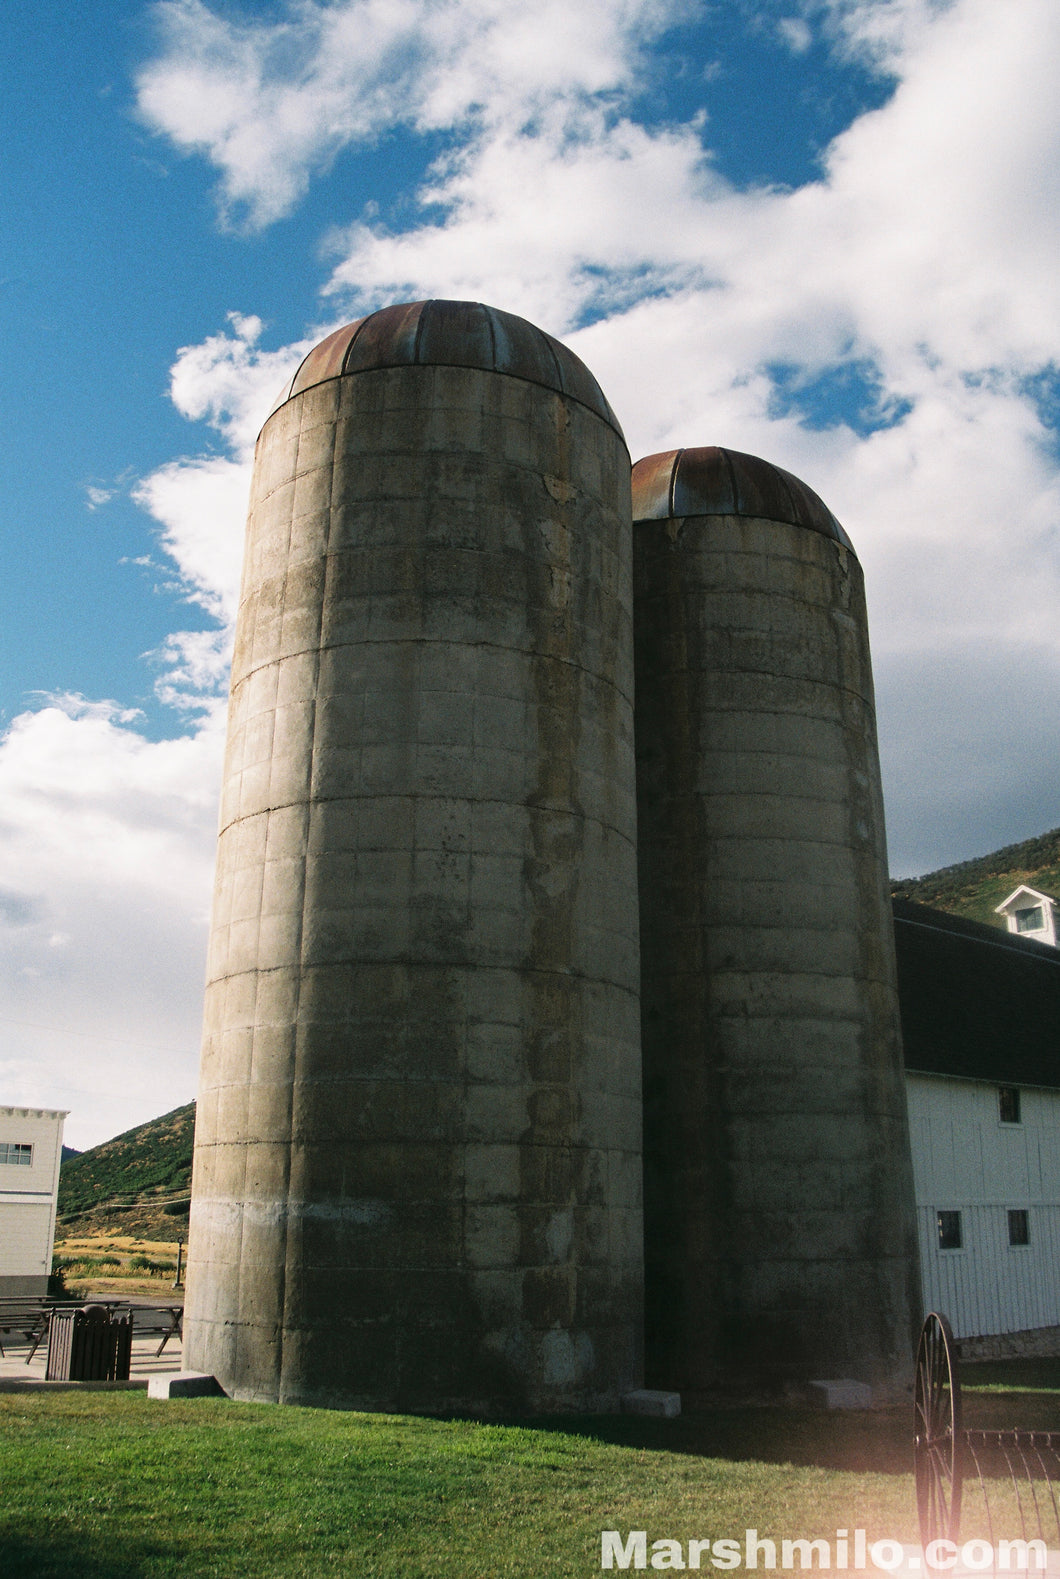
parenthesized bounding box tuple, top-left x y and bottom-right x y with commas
(183, 300, 642, 1412)
(633, 446, 920, 1401)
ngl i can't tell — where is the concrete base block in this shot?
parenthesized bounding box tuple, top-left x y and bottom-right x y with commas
(148, 1372, 226, 1400)
(621, 1389, 681, 1418)
(807, 1378, 873, 1410)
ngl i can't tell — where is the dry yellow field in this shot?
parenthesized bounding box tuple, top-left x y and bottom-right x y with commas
(52, 1232, 185, 1298)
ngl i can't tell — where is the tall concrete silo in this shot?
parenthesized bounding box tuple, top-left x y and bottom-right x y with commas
(633, 446, 920, 1401)
(183, 300, 642, 1412)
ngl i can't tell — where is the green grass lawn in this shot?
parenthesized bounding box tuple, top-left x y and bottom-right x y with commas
(962, 1356, 1060, 1395)
(5, 1369, 1059, 1579)
(0, 1395, 918, 1578)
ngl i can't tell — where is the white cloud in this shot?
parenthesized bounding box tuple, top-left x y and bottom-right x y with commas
(134, 454, 250, 629)
(818, 0, 953, 73)
(167, 311, 312, 453)
(298, 0, 1060, 876)
(0, 696, 224, 1149)
(131, 313, 313, 705)
(85, 484, 117, 510)
(136, 0, 682, 229)
(777, 15, 814, 53)
(10, 0, 1060, 1143)
(132, 0, 1060, 879)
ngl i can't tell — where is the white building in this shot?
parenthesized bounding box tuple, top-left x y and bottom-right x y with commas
(0, 1106, 67, 1296)
(905, 1073, 1060, 1338)
(995, 884, 1059, 948)
(894, 900, 1060, 1341)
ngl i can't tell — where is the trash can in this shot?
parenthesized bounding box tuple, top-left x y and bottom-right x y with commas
(45, 1304, 133, 1381)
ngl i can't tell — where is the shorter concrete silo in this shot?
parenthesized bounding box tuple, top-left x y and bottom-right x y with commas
(633, 446, 920, 1401)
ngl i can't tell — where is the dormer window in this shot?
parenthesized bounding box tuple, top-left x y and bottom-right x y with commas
(995, 885, 1058, 946)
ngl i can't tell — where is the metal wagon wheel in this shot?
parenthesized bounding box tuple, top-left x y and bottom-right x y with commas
(915, 1312, 964, 1552)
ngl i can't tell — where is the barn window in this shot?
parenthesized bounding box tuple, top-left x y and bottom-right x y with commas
(1008, 1210, 1030, 1247)
(0, 1142, 33, 1166)
(937, 1210, 962, 1250)
(999, 1086, 1021, 1124)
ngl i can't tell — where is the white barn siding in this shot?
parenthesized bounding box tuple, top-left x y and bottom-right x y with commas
(907, 1073, 1060, 1338)
(0, 1107, 67, 1295)
(0, 1203, 54, 1280)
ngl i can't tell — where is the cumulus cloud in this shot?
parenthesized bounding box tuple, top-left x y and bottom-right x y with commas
(302, 0, 1060, 875)
(131, 312, 312, 703)
(777, 15, 814, 53)
(10, 0, 1060, 1142)
(167, 311, 314, 453)
(136, 0, 682, 228)
(130, 0, 1060, 880)
(0, 695, 225, 1148)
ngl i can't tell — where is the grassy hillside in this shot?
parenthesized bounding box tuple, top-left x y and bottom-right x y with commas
(891, 824, 1060, 929)
(57, 1101, 194, 1239)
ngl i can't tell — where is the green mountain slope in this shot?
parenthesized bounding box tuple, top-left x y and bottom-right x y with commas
(58, 1102, 195, 1225)
(891, 825, 1060, 929)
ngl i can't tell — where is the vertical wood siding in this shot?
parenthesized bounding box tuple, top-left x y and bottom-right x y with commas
(908, 1074, 1060, 1336)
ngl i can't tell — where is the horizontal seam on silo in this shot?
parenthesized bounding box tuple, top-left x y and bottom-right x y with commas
(258, 366, 629, 445)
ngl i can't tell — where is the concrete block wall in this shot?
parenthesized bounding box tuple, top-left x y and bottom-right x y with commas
(633, 449, 921, 1402)
(184, 307, 643, 1413)
(184, 314, 924, 1414)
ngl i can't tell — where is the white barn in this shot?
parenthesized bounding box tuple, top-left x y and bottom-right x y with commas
(0, 1106, 67, 1296)
(894, 900, 1060, 1343)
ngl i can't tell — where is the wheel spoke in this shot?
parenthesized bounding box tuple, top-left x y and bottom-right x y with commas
(915, 1313, 963, 1550)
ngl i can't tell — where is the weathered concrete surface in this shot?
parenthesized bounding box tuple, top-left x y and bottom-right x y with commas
(634, 446, 921, 1404)
(147, 1372, 226, 1399)
(621, 1387, 681, 1417)
(184, 302, 642, 1413)
(806, 1379, 874, 1410)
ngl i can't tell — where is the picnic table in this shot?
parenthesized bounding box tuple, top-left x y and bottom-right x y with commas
(0, 1295, 183, 1364)
(0, 1297, 80, 1362)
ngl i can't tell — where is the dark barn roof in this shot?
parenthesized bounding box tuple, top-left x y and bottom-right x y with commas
(893, 898, 1060, 1091)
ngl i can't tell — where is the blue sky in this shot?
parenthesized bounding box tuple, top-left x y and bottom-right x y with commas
(4, 0, 1060, 1146)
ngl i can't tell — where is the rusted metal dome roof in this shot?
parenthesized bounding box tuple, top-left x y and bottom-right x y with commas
(270, 299, 623, 437)
(632, 446, 853, 552)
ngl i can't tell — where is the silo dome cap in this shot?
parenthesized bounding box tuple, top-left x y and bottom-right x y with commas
(632, 446, 854, 552)
(269, 299, 624, 439)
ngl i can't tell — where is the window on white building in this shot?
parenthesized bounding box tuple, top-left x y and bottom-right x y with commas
(999, 1086, 1021, 1124)
(938, 1210, 962, 1249)
(0, 1142, 33, 1166)
(1008, 1209, 1030, 1247)
(1015, 906, 1045, 933)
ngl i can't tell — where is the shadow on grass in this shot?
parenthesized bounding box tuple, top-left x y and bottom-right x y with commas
(530, 1358, 1060, 1473)
(494, 1407, 916, 1475)
(0, 1526, 171, 1579)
